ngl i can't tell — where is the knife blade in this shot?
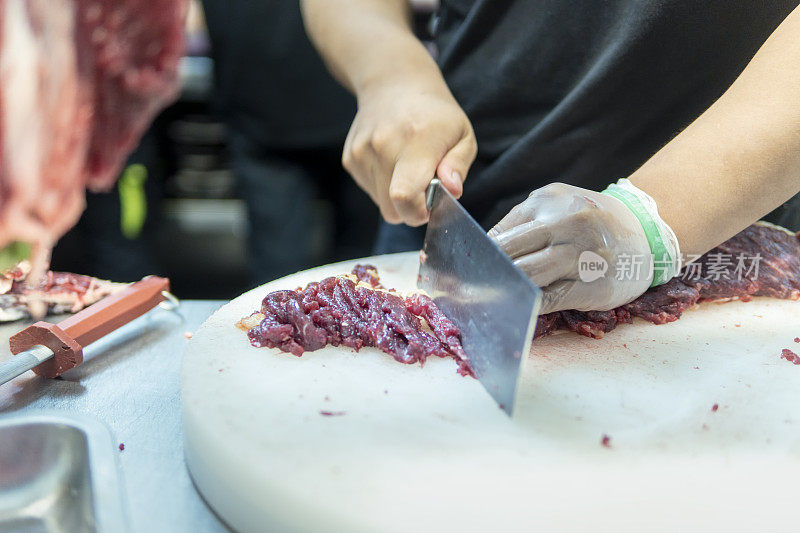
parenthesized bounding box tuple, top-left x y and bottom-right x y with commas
(418, 179, 541, 415)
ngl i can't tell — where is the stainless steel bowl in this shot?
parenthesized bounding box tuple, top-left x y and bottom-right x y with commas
(0, 413, 127, 532)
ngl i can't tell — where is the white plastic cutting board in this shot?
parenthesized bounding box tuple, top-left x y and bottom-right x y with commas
(182, 252, 800, 533)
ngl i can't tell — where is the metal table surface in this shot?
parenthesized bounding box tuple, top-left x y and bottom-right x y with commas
(0, 300, 229, 533)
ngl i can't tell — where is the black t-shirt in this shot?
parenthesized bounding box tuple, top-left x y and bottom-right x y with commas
(436, 0, 797, 228)
(202, 0, 355, 149)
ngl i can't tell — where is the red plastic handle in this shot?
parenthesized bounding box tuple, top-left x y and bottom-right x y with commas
(9, 276, 170, 378)
(58, 276, 169, 346)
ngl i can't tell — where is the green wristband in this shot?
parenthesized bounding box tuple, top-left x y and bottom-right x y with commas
(602, 183, 673, 287)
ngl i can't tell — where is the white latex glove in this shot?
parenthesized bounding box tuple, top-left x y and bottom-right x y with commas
(488, 181, 681, 314)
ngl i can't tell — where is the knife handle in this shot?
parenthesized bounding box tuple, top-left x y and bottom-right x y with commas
(58, 276, 170, 346)
(426, 178, 441, 211)
(9, 276, 170, 378)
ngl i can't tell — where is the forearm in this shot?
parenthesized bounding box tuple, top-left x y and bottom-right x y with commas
(301, 0, 477, 225)
(300, 0, 446, 96)
(629, 5, 800, 257)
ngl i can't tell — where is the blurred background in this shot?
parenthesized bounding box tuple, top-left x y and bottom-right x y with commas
(49, 0, 799, 299)
(50, 0, 437, 299)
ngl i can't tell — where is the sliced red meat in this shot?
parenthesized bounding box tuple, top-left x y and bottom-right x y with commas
(241, 222, 800, 374)
(240, 266, 474, 377)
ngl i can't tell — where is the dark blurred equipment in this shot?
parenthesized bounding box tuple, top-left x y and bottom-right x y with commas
(53, 58, 250, 299)
(202, 0, 378, 286)
(52, 129, 165, 283)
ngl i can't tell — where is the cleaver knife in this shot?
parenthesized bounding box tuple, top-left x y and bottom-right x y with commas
(418, 179, 541, 416)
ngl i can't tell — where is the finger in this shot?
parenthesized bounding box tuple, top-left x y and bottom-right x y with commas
(342, 131, 374, 201)
(354, 160, 404, 224)
(341, 124, 356, 173)
(371, 157, 403, 224)
(389, 142, 443, 227)
(513, 244, 575, 288)
(491, 219, 551, 259)
(377, 189, 403, 224)
(487, 200, 536, 239)
(436, 131, 477, 199)
(344, 132, 404, 224)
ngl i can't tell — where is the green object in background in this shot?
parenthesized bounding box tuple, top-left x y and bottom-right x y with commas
(0, 241, 31, 273)
(118, 163, 148, 240)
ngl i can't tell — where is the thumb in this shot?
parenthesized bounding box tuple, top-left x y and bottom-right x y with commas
(436, 132, 477, 199)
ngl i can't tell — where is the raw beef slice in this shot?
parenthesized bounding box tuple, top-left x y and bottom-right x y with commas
(240, 265, 474, 376)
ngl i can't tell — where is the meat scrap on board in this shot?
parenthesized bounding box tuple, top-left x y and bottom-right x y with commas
(0, 0, 187, 275)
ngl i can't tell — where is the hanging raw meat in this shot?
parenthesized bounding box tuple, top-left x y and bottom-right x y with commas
(0, 0, 186, 275)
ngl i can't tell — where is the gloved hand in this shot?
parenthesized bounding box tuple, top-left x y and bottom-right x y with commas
(488, 180, 681, 314)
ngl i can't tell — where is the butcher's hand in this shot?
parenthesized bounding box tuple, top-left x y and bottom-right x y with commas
(343, 78, 477, 226)
(301, 0, 476, 225)
(488, 180, 682, 314)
